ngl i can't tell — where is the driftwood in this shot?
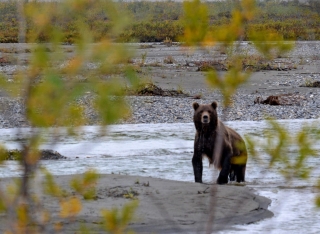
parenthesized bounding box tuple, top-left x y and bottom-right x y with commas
(128, 83, 189, 97)
(312, 81, 320, 87)
(254, 93, 306, 106)
(195, 60, 227, 71)
(300, 81, 320, 88)
(191, 59, 297, 72)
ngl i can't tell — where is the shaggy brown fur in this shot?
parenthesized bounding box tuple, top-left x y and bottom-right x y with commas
(192, 101, 247, 184)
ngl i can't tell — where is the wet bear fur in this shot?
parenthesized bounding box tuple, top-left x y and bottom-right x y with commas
(192, 101, 247, 184)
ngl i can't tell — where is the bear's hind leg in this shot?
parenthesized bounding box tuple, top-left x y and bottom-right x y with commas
(229, 165, 235, 181)
(234, 164, 246, 183)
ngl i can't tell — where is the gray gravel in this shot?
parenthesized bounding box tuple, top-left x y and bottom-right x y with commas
(2, 88, 319, 128)
(1, 42, 320, 128)
(122, 41, 320, 124)
(120, 91, 320, 124)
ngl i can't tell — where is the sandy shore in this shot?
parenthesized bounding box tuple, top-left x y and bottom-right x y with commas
(1, 174, 272, 233)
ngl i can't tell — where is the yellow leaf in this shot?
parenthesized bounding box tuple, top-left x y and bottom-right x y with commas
(25, 149, 41, 165)
(41, 210, 51, 223)
(60, 197, 82, 218)
(182, 0, 209, 46)
(16, 203, 28, 229)
(101, 200, 138, 233)
(64, 57, 84, 74)
(54, 222, 63, 232)
(241, 0, 256, 21)
(4, 231, 13, 234)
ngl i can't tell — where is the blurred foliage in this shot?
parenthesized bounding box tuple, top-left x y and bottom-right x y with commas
(70, 170, 99, 200)
(246, 119, 320, 205)
(1, 0, 320, 43)
(207, 60, 251, 105)
(246, 120, 318, 181)
(0, 0, 139, 233)
(0, 0, 320, 232)
(101, 201, 138, 234)
(180, 0, 320, 209)
(1, 4, 139, 128)
(249, 30, 293, 59)
(189, 0, 257, 105)
(181, 0, 208, 46)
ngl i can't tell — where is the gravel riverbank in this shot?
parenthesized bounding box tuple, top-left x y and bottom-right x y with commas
(122, 89, 320, 124)
(1, 84, 319, 128)
(0, 42, 320, 128)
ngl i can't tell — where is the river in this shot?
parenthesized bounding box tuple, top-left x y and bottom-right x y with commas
(0, 119, 320, 233)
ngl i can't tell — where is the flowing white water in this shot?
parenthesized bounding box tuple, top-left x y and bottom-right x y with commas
(0, 120, 320, 233)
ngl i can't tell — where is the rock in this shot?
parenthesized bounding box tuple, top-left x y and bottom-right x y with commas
(4, 149, 67, 160)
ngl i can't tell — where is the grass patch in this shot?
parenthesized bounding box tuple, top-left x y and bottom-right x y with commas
(163, 55, 175, 64)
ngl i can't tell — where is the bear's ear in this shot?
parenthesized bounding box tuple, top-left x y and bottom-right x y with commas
(192, 102, 199, 111)
(211, 101, 218, 109)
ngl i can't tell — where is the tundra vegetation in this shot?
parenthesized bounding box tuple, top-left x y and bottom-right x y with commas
(0, 0, 320, 43)
(0, 0, 320, 233)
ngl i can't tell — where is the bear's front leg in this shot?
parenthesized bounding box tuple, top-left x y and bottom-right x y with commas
(217, 154, 231, 185)
(192, 155, 203, 183)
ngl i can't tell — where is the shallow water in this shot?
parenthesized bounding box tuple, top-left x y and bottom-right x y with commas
(0, 120, 320, 233)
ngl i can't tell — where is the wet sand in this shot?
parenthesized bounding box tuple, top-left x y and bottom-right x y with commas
(0, 174, 273, 233)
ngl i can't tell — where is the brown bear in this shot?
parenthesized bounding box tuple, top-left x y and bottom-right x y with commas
(192, 101, 247, 184)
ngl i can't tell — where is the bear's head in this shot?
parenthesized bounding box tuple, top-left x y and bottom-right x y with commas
(192, 101, 218, 132)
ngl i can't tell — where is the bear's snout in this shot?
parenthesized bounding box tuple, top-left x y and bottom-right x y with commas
(201, 112, 210, 124)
